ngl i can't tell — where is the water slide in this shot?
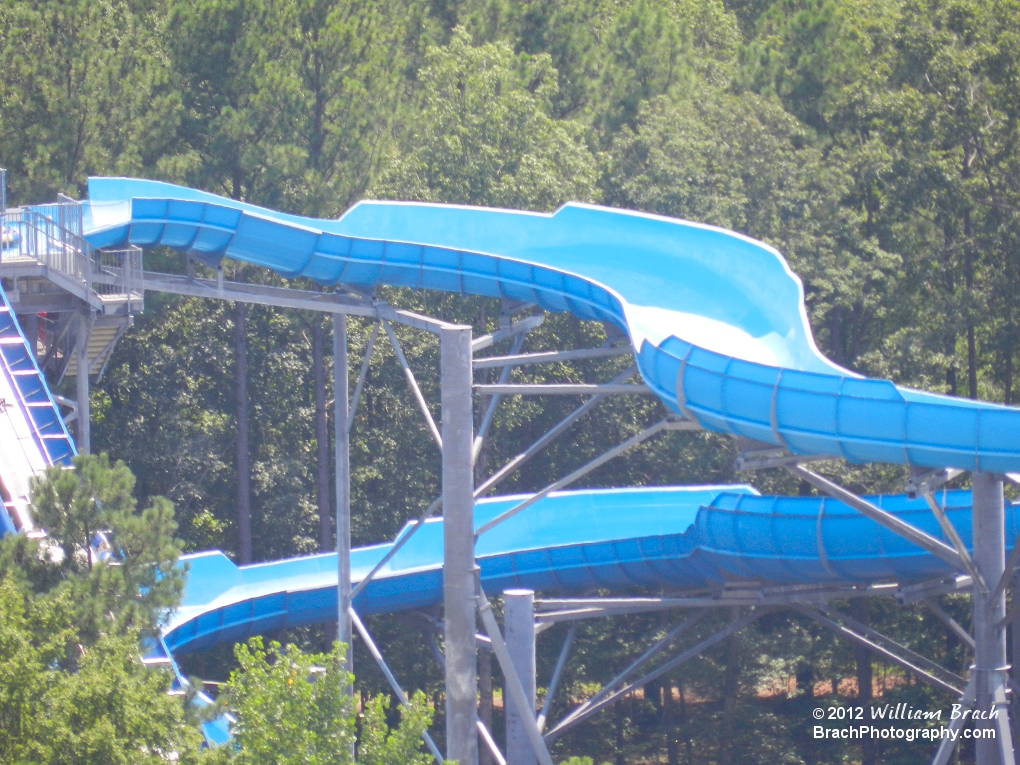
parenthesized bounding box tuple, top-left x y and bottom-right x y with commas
(0, 282, 75, 533)
(72, 177, 1020, 651)
(165, 487, 1016, 656)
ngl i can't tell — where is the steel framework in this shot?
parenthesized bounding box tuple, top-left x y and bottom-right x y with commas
(19, 243, 1015, 765)
(166, 266, 1016, 765)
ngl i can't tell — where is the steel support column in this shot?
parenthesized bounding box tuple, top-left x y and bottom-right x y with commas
(75, 311, 91, 454)
(333, 315, 352, 681)
(971, 471, 1014, 765)
(442, 325, 478, 765)
(505, 590, 537, 765)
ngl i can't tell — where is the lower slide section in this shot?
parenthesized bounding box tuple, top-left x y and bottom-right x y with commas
(164, 485, 1016, 655)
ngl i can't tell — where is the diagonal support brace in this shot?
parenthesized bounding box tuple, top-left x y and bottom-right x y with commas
(383, 320, 442, 448)
(789, 465, 965, 572)
(795, 605, 965, 696)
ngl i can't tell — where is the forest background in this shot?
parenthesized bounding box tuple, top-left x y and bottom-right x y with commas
(2, 0, 1020, 762)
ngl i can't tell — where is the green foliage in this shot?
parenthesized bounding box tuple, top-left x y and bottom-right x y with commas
(0, 0, 181, 202)
(0, 576, 202, 764)
(28, 453, 185, 637)
(0, 453, 200, 764)
(206, 637, 435, 765)
(372, 27, 599, 210)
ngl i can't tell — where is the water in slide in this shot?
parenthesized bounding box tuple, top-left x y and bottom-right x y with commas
(71, 177, 1020, 649)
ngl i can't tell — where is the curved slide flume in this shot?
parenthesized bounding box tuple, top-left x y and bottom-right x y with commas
(164, 486, 1018, 656)
(79, 177, 1020, 658)
(84, 177, 1020, 474)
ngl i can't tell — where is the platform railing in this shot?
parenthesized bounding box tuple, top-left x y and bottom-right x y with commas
(0, 207, 142, 310)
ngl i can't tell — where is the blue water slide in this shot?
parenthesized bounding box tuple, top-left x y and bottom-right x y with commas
(163, 486, 1017, 655)
(0, 282, 76, 532)
(79, 177, 1020, 655)
(84, 177, 1020, 474)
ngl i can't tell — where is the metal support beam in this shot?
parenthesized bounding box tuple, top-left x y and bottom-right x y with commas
(472, 316, 544, 353)
(545, 609, 765, 742)
(794, 606, 964, 695)
(383, 320, 442, 449)
(552, 612, 706, 735)
(923, 489, 987, 592)
(537, 623, 577, 734)
(971, 471, 1014, 765)
(476, 418, 693, 537)
(473, 345, 632, 369)
(442, 325, 478, 765)
(474, 383, 652, 396)
(350, 496, 442, 601)
(816, 604, 965, 688)
(346, 321, 379, 432)
(504, 590, 537, 765)
(477, 721, 507, 765)
(931, 675, 977, 765)
(991, 532, 1020, 607)
(907, 467, 964, 498)
(474, 367, 641, 497)
(350, 608, 444, 765)
(789, 465, 964, 570)
(351, 370, 654, 600)
(333, 315, 352, 683)
(924, 599, 975, 650)
(473, 334, 526, 463)
(75, 311, 92, 454)
(141, 270, 458, 333)
(476, 584, 555, 765)
(897, 574, 973, 605)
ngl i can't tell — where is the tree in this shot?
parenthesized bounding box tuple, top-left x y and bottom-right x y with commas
(0, 577, 204, 765)
(29, 453, 185, 637)
(372, 27, 599, 210)
(204, 637, 435, 765)
(0, 0, 181, 202)
(0, 455, 201, 764)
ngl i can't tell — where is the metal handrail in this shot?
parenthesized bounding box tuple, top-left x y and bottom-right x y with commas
(1, 207, 142, 307)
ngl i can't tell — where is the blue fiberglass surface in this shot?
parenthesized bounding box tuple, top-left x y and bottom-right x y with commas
(84, 177, 1020, 473)
(163, 486, 1019, 655)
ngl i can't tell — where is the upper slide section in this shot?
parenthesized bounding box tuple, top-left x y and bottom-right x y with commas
(85, 178, 1020, 473)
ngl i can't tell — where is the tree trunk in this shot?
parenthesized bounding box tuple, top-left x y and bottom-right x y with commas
(851, 599, 877, 765)
(968, 322, 978, 399)
(313, 317, 331, 552)
(829, 305, 844, 366)
(615, 702, 626, 765)
(1005, 341, 1013, 405)
(680, 682, 694, 764)
(235, 302, 252, 564)
(664, 681, 679, 765)
(719, 618, 740, 765)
